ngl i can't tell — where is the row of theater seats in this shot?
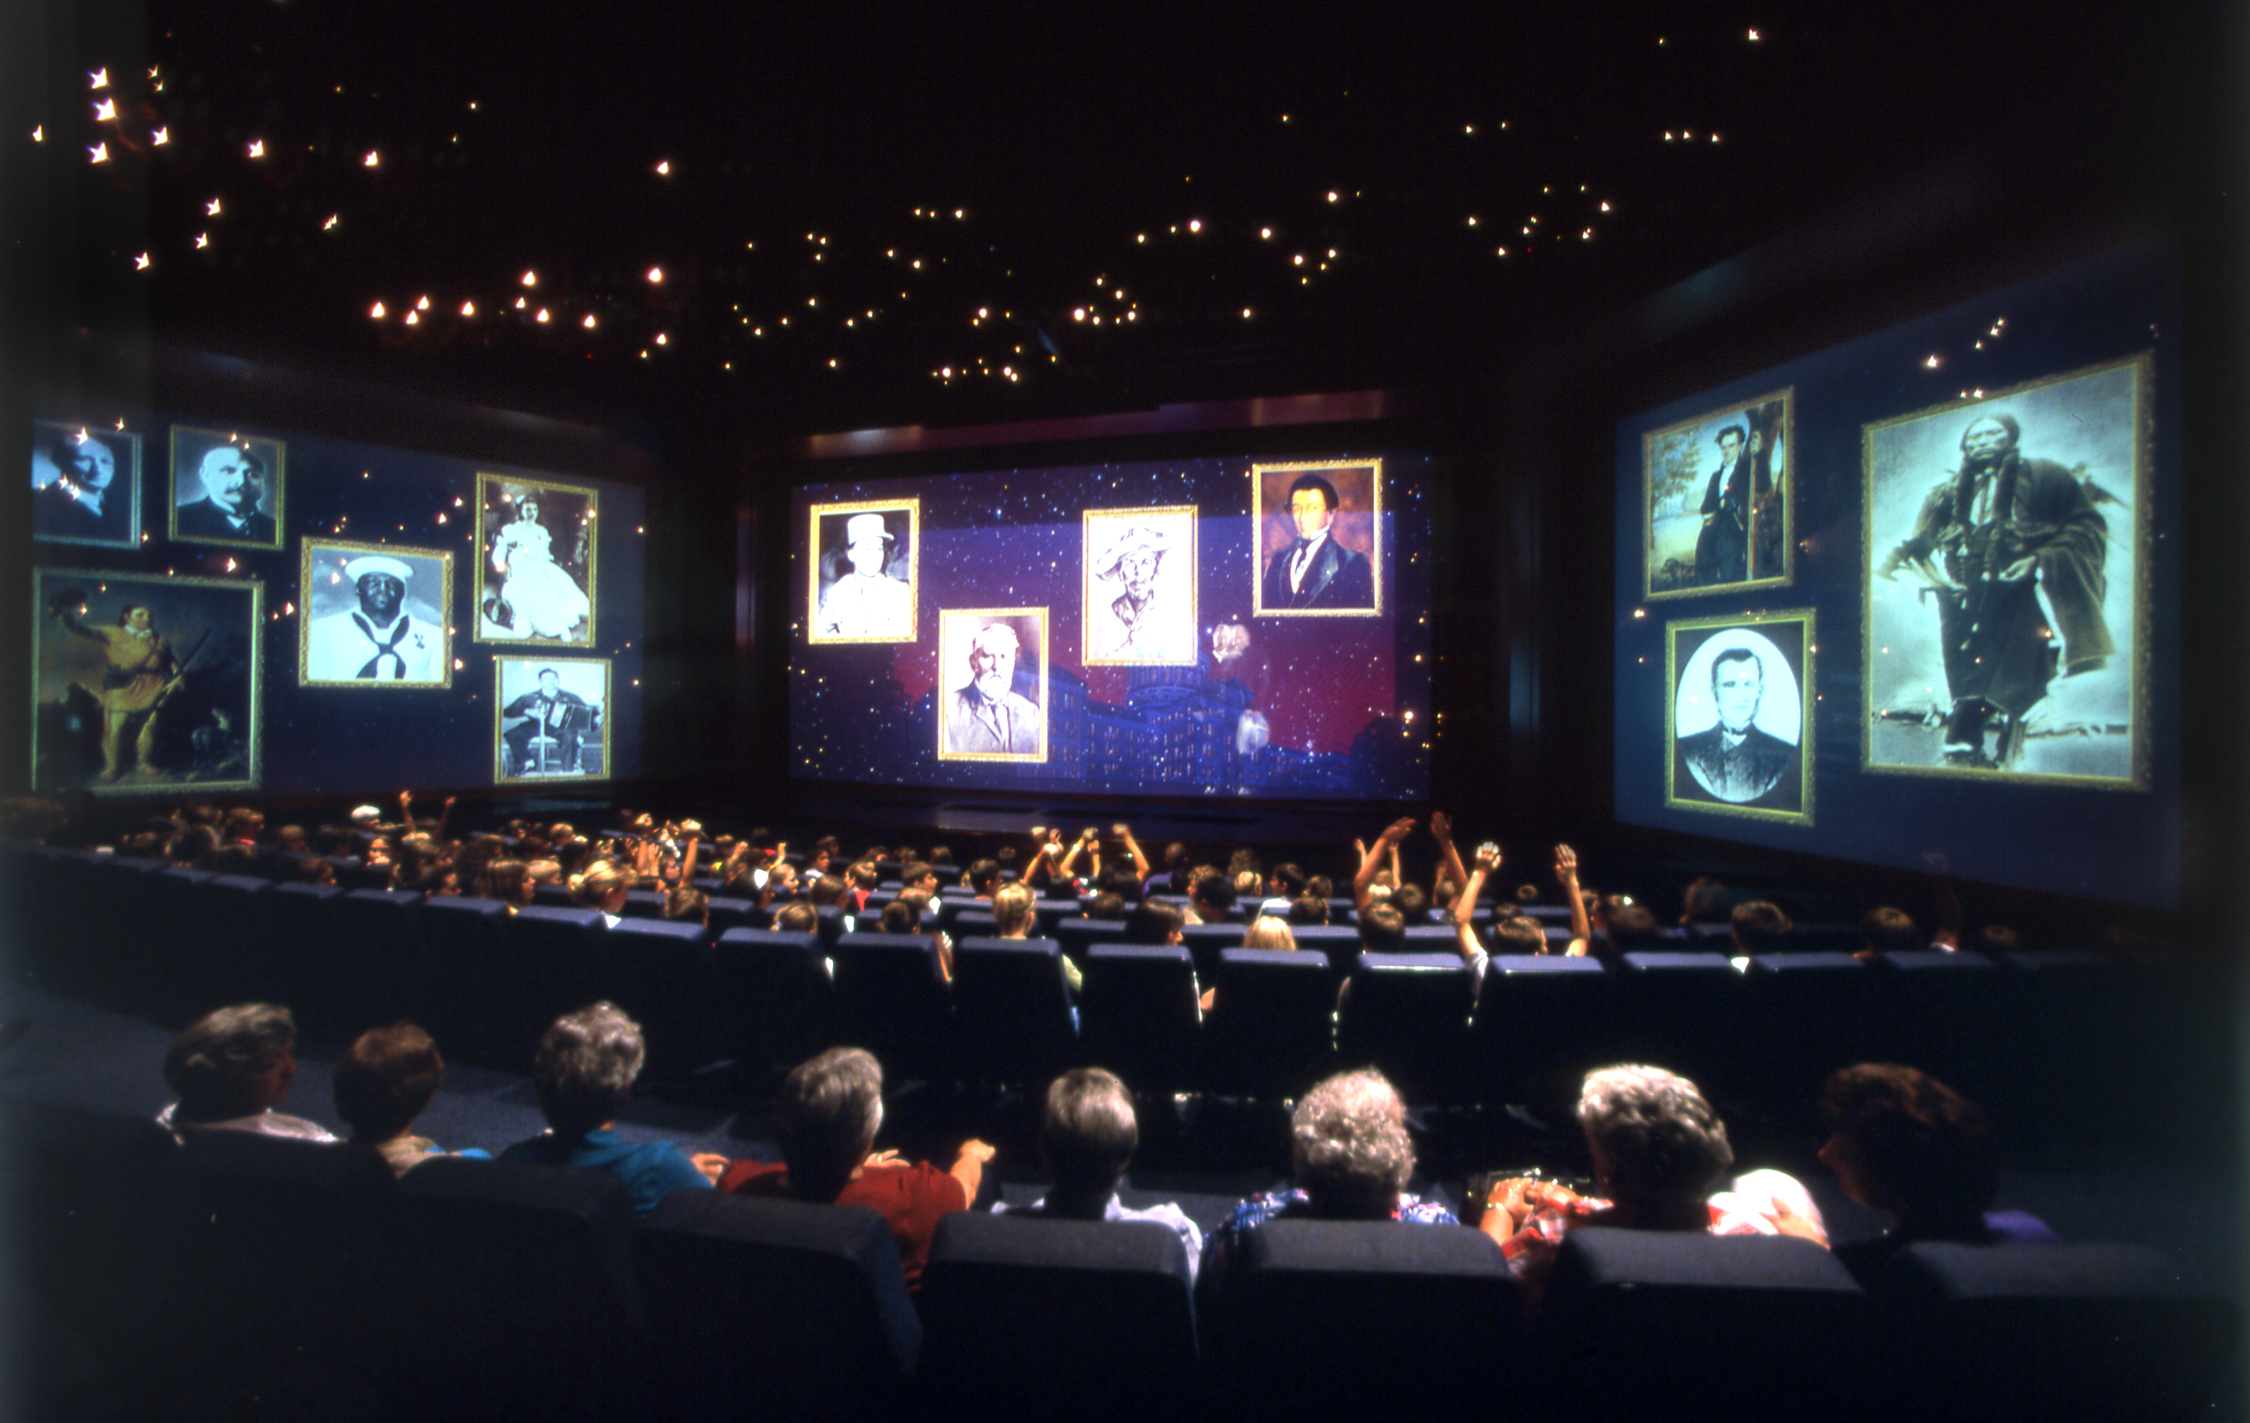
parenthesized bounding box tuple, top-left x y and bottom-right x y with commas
(3, 845, 2193, 1127)
(9, 1098, 2231, 1423)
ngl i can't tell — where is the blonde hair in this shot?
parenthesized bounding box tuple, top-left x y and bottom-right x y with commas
(568, 857, 632, 907)
(1244, 915, 1297, 952)
(993, 881, 1036, 937)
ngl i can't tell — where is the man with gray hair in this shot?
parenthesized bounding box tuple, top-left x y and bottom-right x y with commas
(946, 622, 1043, 755)
(720, 1047, 994, 1291)
(498, 1002, 725, 1217)
(1202, 1069, 1455, 1286)
(157, 1002, 336, 1141)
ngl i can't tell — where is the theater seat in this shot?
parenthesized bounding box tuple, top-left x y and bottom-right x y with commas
(829, 932, 954, 1083)
(1333, 950, 1475, 1105)
(1079, 945, 1201, 1096)
(636, 1190, 920, 1421)
(369, 1157, 641, 1416)
(1466, 955, 1614, 1113)
(1541, 1226, 1873, 1423)
(919, 1210, 1196, 1423)
(1199, 948, 1337, 1101)
(712, 928, 835, 1077)
(949, 937, 1078, 1090)
(1212, 1219, 1519, 1423)
(1871, 1241, 2238, 1423)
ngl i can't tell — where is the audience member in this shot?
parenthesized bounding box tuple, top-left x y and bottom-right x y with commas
(569, 858, 633, 926)
(1202, 1069, 1455, 1286)
(158, 1003, 336, 1142)
(719, 1047, 993, 1290)
(498, 1002, 724, 1217)
(1730, 900, 1795, 956)
(995, 1067, 1203, 1280)
(1816, 1063, 2056, 1283)
(1480, 1065, 1826, 1300)
(332, 1022, 490, 1177)
(1858, 906, 1924, 959)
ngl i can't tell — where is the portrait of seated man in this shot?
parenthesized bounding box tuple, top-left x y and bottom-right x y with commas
(1672, 638, 1803, 812)
(304, 550, 449, 685)
(173, 436, 280, 546)
(1086, 509, 1197, 664)
(1257, 467, 1376, 613)
(813, 509, 914, 641)
(942, 617, 1046, 759)
(32, 424, 137, 547)
(502, 665, 600, 776)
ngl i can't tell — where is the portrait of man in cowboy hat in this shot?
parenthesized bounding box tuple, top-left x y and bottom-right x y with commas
(1083, 506, 1198, 664)
(809, 500, 919, 643)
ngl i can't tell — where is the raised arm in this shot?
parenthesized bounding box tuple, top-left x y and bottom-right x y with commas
(1556, 844, 1591, 956)
(396, 790, 417, 837)
(677, 821, 703, 883)
(1431, 812, 1471, 910)
(1354, 818, 1416, 913)
(1114, 823, 1150, 880)
(1453, 844, 1501, 969)
(949, 1138, 997, 1206)
(431, 794, 456, 844)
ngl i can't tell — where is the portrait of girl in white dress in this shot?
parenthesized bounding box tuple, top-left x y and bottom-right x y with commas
(476, 476, 597, 645)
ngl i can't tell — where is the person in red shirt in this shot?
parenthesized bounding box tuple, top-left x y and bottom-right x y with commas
(719, 1048, 993, 1290)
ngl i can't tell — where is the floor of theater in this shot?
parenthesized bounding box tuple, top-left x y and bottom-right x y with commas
(3, 977, 2239, 1310)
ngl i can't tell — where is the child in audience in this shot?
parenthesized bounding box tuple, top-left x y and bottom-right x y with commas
(332, 1022, 490, 1176)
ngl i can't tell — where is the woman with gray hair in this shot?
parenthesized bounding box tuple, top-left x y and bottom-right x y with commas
(497, 1002, 726, 1217)
(1201, 1069, 1457, 1286)
(157, 1003, 337, 1141)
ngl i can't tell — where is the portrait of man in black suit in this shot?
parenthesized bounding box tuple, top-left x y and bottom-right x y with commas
(171, 430, 283, 548)
(32, 422, 140, 548)
(1668, 617, 1811, 820)
(1254, 462, 1380, 616)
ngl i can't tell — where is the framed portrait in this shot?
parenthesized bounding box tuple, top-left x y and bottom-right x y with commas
(1642, 390, 1793, 599)
(807, 498, 918, 644)
(1251, 459, 1382, 617)
(936, 607, 1049, 763)
(493, 656, 611, 782)
(475, 473, 598, 646)
(1083, 505, 1198, 665)
(169, 426, 285, 550)
(32, 568, 262, 794)
(1665, 611, 1813, 824)
(31, 420, 141, 549)
(1863, 354, 2149, 787)
(299, 540, 454, 688)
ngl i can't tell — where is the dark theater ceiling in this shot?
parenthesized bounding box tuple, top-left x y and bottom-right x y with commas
(25, 0, 2178, 433)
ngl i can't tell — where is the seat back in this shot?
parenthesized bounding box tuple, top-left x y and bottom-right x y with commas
(1542, 1226, 1873, 1423)
(1216, 1220, 1519, 1423)
(1181, 922, 1246, 984)
(1200, 948, 1337, 1100)
(1740, 952, 1874, 1114)
(603, 917, 724, 1079)
(1873, 1241, 2237, 1423)
(372, 1157, 642, 1413)
(635, 1190, 920, 1421)
(1466, 955, 1614, 1111)
(829, 932, 953, 1080)
(1614, 951, 1743, 1091)
(417, 896, 515, 1061)
(712, 928, 835, 1075)
(1055, 916, 1132, 963)
(950, 938, 1078, 1088)
(1079, 945, 1201, 1095)
(503, 904, 613, 1021)
(1869, 951, 2003, 1105)
(920, 1210, 1196, 1423)
(1334, 951, 1475, 1104)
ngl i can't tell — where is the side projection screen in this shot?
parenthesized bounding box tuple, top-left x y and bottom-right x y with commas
(789, 451, 1434, 801)
(1613, 245, 2179, 908)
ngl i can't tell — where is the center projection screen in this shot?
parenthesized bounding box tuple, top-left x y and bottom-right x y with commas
(788, 450, 1434, 801)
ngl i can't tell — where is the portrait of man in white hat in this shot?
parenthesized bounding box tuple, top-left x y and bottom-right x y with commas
(809, 500, 918, 643)
(301, 541, 452, 686)
(1083, 505, 1198, 664)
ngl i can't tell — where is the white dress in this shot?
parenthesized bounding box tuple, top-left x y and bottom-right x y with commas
(491, 520, 591, 638)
